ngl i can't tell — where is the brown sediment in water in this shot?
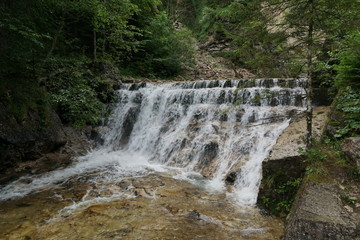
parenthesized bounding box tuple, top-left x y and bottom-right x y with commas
(0, 173, 284, 240)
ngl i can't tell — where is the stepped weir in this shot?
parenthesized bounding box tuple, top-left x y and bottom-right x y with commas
(0, 78, 307, 239)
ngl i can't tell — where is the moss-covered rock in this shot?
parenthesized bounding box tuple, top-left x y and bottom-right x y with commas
(257, 156, 305, 217)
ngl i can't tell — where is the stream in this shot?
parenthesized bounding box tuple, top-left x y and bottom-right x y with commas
(0, 79, 306, 239)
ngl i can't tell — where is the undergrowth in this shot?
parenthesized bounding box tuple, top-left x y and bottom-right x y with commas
(299, 139, 356, 182)
(260, 177, 303, 217)
(44, 56, 115, 128)
(333, 88, 360, 138)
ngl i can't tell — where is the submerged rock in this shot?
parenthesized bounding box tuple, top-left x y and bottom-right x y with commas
(0, 174, 285, 240)
(225, 171, 238, 185)
(188, 209, 201, 221)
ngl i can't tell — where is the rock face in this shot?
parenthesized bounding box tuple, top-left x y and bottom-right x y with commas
(268, 106, 330, 161)
(342, 137, 360, 169)
(0, 103, 67, 173)
(0, 102, 92, 184)
(284, 180, 360, 240)
(60, 126, 91, 157)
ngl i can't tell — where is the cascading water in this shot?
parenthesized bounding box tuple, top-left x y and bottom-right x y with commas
(0, 78, 306, 207)
(100, 78, 306, 205)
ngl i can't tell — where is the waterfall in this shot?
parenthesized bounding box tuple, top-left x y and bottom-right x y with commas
(98, 78, 306, 205)
(0, 79, 306, 206)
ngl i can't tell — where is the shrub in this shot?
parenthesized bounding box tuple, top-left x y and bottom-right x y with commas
(44, 56, 114, 128)
(335, 32, 360, 88)
(334, 88, 360, 138)
(125, 11, 195, 78)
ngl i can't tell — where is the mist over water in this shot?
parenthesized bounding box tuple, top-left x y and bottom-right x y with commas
(0, 79, 306, 207)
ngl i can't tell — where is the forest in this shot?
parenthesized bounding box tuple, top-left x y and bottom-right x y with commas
(0, 0, 359, 131)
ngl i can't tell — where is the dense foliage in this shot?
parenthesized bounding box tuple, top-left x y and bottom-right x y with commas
(0, 0, 195, 126)
(336, 32, 360, 88)
(184, 0, 360, 80)
(0, 0, 359, 128)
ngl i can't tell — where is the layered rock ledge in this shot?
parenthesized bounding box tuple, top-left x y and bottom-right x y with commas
(284, 180, 360, 240)
(267, 106, 331, 162)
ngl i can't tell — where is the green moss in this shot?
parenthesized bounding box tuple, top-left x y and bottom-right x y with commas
(350, 168, 360, 182)
(329, 120, 342, 126)
(258, 162, 305, 217)
(340, 193, 357, 205)
(301, 138, 359, 184)
(259, 175, 303, 217)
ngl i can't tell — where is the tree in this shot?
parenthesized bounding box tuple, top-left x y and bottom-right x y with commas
(198, 0, 359, 147)
(335, 32, 360, 88)
(124, 11, 195, 77)
(196, 1, 300, 77)
(93, 0, 141, 62)
(265, 0, 360, 147)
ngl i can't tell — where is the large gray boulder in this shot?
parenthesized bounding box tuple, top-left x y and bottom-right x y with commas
(342, 137, 360, 169)
(0, 103, 66, 172)
(284, 180, 360, 240)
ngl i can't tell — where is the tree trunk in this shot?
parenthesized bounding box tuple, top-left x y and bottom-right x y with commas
(45, 20, 65, 61)
(102, 38, 106, 58)
(0, 25, 8, 57)
(305, 0, 314, 148)
(93, 30, 97, 62)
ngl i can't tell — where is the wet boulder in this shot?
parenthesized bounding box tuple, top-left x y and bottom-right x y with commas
(193, 110, 207, 121)
(194, 81, 207, 89)
(235, 110, 244, 122)
(119, 104, 141, 145)
(90, 126, 109, 146)
(225, 171, 239, 185)
(199, 142, 218, 165)
(207, 80, 219, 88)
(248, 112, 256, 123)
(28, 153, 72, 175)
(129, 82, 146, 91)
(223, 80, 232, 88)
(219, 112, 228, 121)
(132, 92, 143, 104)
(216, 91, 226, 104)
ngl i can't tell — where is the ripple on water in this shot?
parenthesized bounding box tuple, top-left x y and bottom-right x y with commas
(0, 174, 284, 240)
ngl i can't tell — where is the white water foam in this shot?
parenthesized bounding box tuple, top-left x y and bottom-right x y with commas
(0, 79, 306, 207)
(0, 150, 163, 201)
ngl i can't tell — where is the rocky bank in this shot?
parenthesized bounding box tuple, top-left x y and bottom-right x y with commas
(284, 179, 360, 240)
(0, 104, 91, 185)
